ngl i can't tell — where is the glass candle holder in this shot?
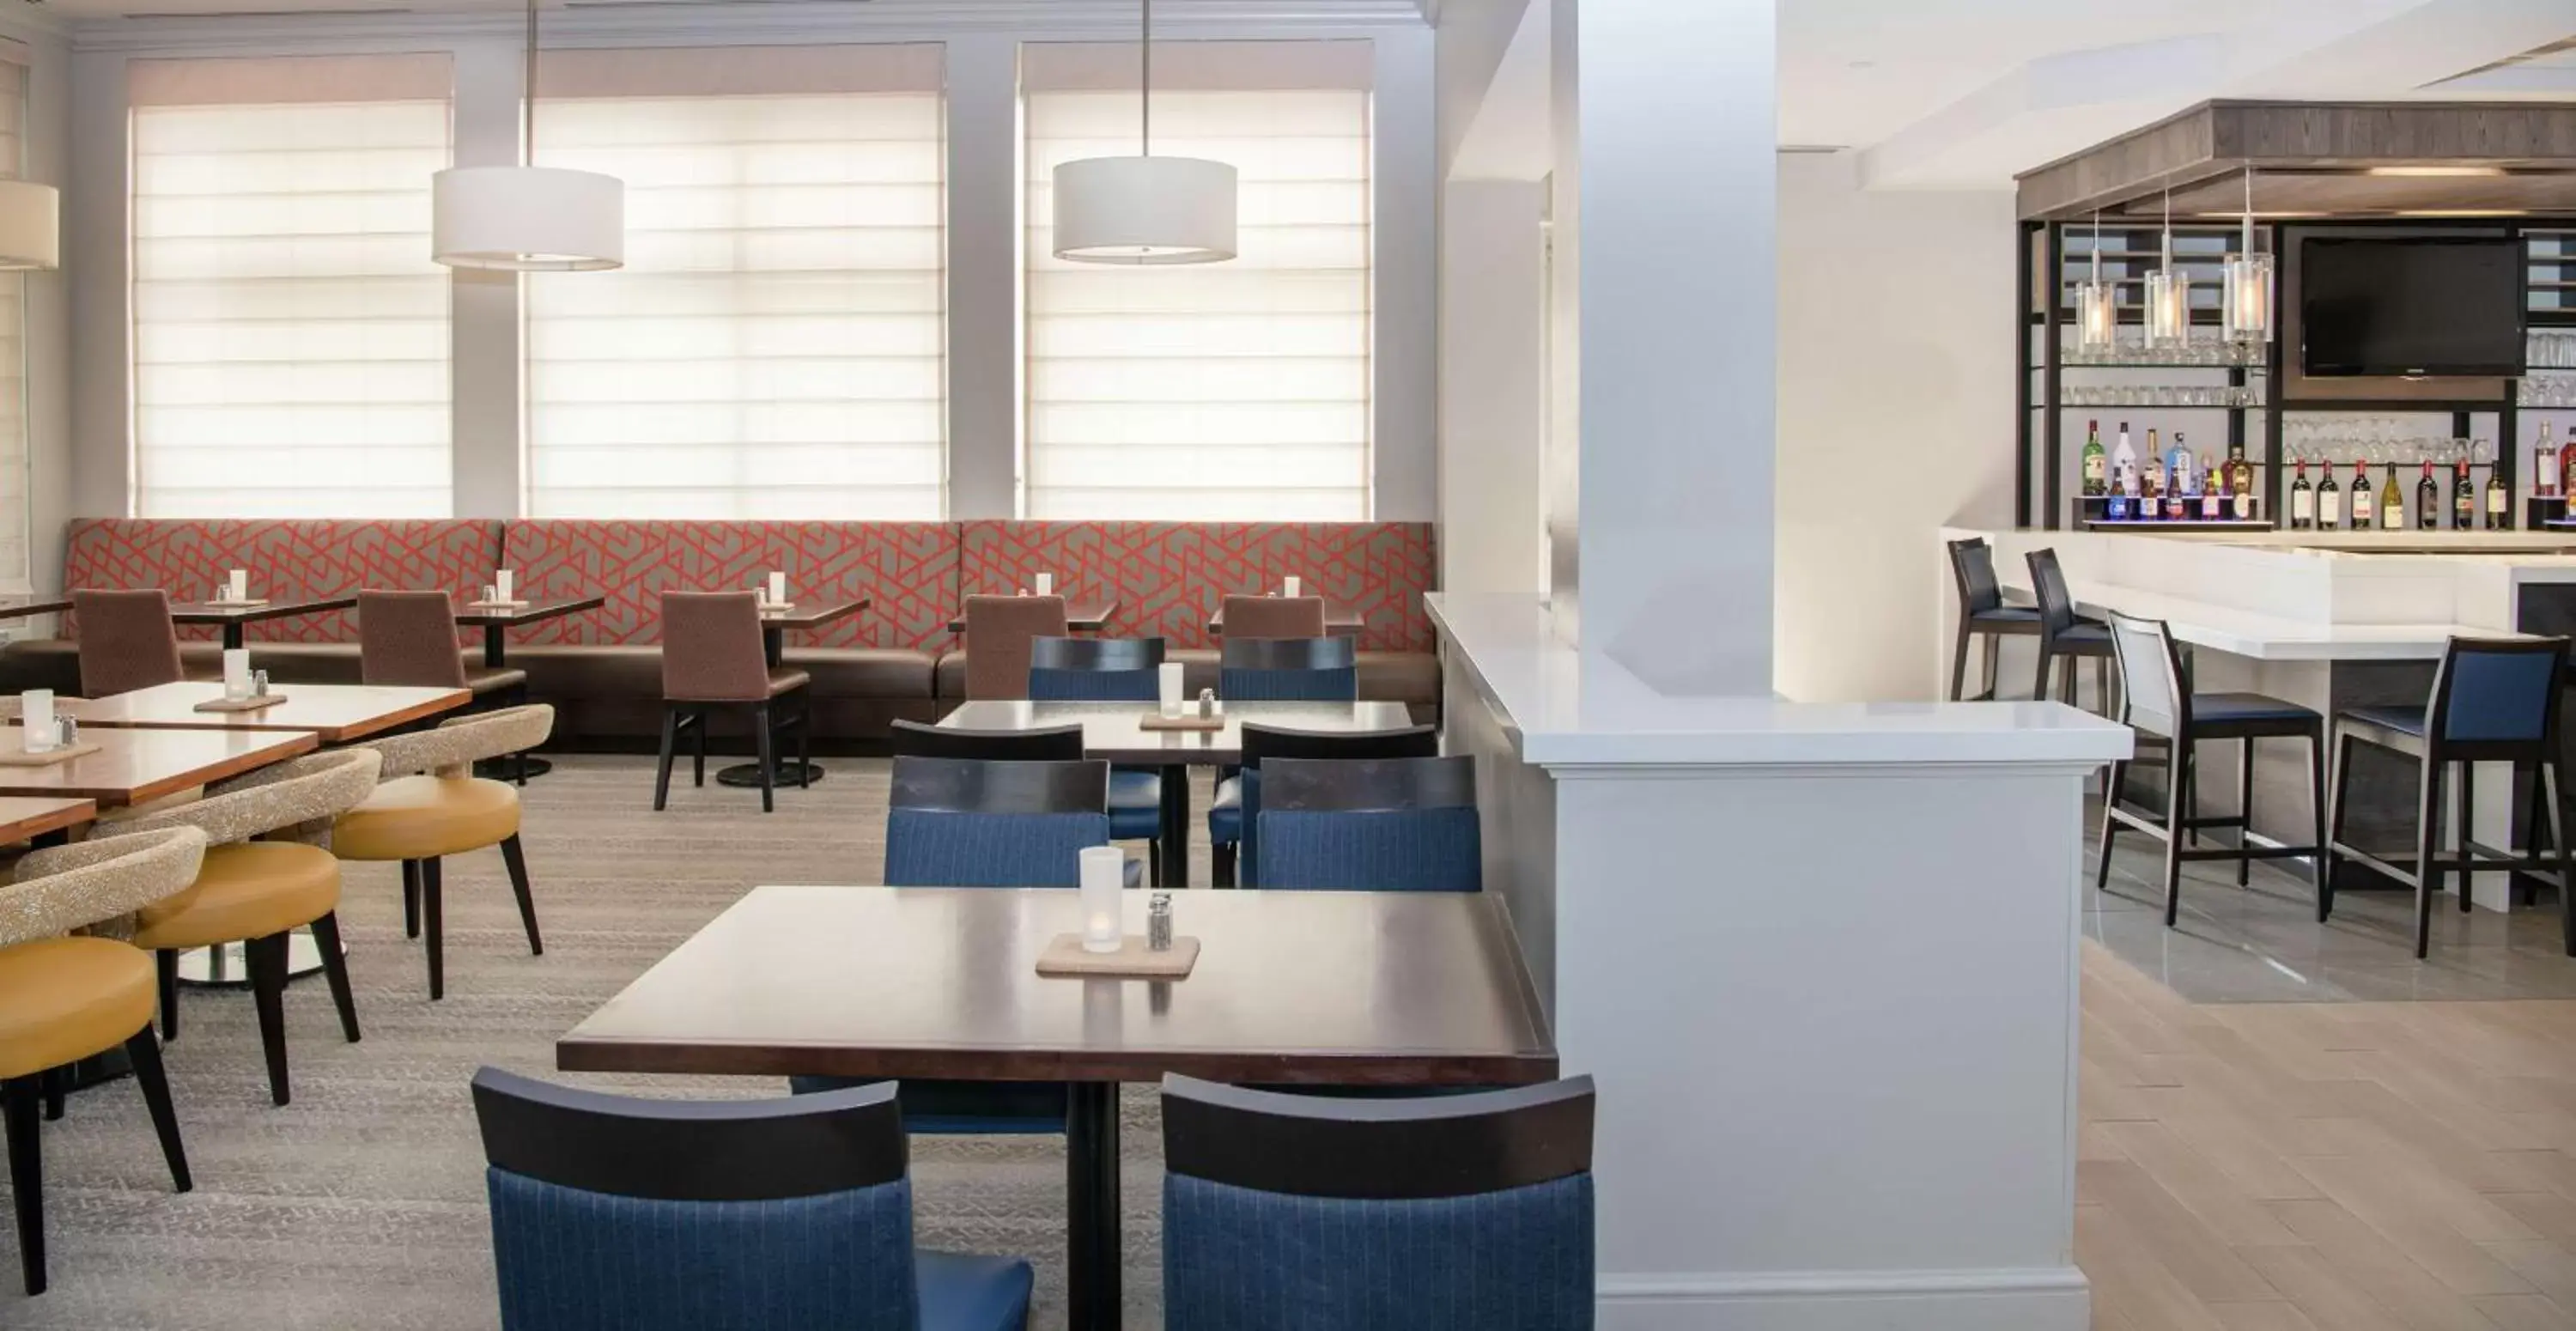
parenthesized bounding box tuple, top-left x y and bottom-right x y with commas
(1157, 662, 1185, 718)
(1078, 846, 1125, 954)
(21, 689, 52, 753)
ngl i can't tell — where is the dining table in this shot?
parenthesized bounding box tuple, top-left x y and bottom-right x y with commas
(945, 598, 1121, 634)
(48, 680, 471, 744)
(1206, 601, 1366, 635)
(558, 884, 1557, 1331)
(0, 794, 95, 847)
(169, 595, 359, 650)
(0, 596, 72, 622)
(711, 597, 872, 790)
(452, 595, 604, 778)
(936, 699, 1419, 886)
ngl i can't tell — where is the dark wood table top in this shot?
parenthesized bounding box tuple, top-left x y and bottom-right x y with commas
(1207, 601, 1366, 635)
(0, 598, 71, 620)
(947, 598, 1120, 634)
(0, 726, 319, 806)
(0, 796, 95, 843)
(49, 681, 470, 743)
(558, 885, 1556, 1087)
(939, 700, 1419, 765)
(453, 594, 606, 628)
(757, 597, 871, 632)
(167, 596, 358, 625)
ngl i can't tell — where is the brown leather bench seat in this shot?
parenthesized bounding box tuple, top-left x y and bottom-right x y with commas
(932, 647, 1441, 724)
(505, 644, 939, 751)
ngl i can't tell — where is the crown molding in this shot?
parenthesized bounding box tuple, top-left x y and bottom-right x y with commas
(71, 0, 1428, 54)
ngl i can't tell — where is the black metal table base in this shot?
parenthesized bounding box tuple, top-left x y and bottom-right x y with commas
(1155, 765, 1191, 888)
(474, 756, 554, 781)
(175, 934, 332, 985)
(714, 761, 825, 790)
(1066, 1081, 1121, 1331)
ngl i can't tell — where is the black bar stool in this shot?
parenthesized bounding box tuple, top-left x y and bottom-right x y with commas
(2099, 611, 2329, 927)
(2324, 635, 2576, 958)
(2026, 548, 2112, 710)
(1946, 538, 2040, 701)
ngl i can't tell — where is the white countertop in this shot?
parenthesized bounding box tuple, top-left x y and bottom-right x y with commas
(1429, 593, 2133, 769)
(1990, 569, 2485, 660)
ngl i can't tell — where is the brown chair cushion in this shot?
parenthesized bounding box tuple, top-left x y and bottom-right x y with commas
(0, 937, 155, 1080)
(130, 842, 340, 951)
(764, 668, 810, 699)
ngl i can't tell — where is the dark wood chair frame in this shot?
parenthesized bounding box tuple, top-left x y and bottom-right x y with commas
(1218, 635, 1359, 676)
(654, 687, 811, 815)
(1160, 1073, 1594, 1200)
(1947, 537, 2042, 701)
(2026, 548, 2113, 710)
(472, 1066, 908, 1201)
(7, 1027, 188, 1296)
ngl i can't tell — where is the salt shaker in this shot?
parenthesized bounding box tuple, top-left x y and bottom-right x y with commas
(481, 583, 499, 605)
(1147, 892, 1173, 951)
(252, 669, 270, 697)
(55, 716, 76, 749)
(1196, 688, 1217, 720)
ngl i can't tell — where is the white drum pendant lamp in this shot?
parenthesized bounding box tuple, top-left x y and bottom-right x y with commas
(432, 0, 621, 271)
(0, 179, 58, 270)
(1052, 0, 1236, 265)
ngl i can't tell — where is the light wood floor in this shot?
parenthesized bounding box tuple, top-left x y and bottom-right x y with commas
(2081, 938, 2576, 1330)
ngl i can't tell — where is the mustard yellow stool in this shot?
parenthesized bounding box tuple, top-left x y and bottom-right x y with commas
(0, 826, 207, 1296)
(113, 750, 382, 1106)
(334, 706, 554, 1000)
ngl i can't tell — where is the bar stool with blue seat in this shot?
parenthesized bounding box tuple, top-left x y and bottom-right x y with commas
(1160, 1073, 1595, 1331)
(1218, 635, 1358, 702)
(472, 1067, 1035, 1331)
(1256, 755, 1482, 891)
(1947, 537, 2040, 701)
(2026, 548, 2113, 709)
(1026, 635, 1170, 878)
(2099, 612, 2328, 929)
(2324, 635, 2576, 959)
(1208, 721, 1438, 888)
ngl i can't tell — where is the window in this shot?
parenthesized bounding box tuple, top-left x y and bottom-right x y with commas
(525, 46, 945, 519)
(129, 55, 453, 518)
(1023, 41, 1372, 520)
(0, 50, 28, 585)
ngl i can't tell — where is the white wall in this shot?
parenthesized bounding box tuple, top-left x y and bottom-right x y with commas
(18, 19, 70, 597)
(1776, 150, 2017, 702)
(51, 3, 1437, 567)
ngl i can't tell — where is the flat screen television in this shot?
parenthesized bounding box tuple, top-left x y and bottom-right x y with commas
(2300, 237, 2527, 377)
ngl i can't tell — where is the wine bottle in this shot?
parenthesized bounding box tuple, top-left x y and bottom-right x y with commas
(2379, 463, 2403, 531)
(2350, 461, 2375, 528)
(2082, 420, 2106, 497)
(2452, 459, 2475, 531)
(2201, 453, 2223, 520)
(2539, 422, 2561, 499)
(2560, 424, 2575, 507)
(2319, 463, 2343, 529)
(2289, 460, 2314, 530)
(2417, 461, 2439, 531)
(2487, 447, 2512, 530)
(2227, 441, 2256, 520)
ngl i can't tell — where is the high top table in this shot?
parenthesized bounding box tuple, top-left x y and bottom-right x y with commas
(453, 595, 604, 778)
(710, 597, 872, 790)
(559, 884, 1557, 1331)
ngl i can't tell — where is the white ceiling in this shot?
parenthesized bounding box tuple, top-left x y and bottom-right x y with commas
(36, 0, 1433, 19)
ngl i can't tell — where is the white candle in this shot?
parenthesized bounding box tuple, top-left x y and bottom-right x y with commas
(227, 569, 249, 603)
(222, 648, 252, 700)
(767, 570, 787, 606)
(1283, 574, 1302, 598)
(1034, 572, 1054, 597)
(1157, 661, 1185, 717)
(495, 568, 514, 603)
(1078, 846, 1125, 953)
(21, 690, 52, 752)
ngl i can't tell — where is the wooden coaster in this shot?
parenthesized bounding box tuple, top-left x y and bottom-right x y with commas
(1139, 712, 1224, 732)
(202, 599, 270, 609)
(1036, 933, 1200, 978)
(193, 694, 289, 714)
(0, 741, 101, 767)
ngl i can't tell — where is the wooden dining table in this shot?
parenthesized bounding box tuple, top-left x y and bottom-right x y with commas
(46, 680, 471, 744)
(938, 699, 1419, 886)
(559, 884, 1557, 1331)
(169, 596, 358, 650)
(0, 794, 95, 846)
(1206, 601, 1366, 635)
(0, 726, 319, 807)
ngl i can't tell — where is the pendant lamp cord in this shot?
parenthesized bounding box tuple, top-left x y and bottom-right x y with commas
(524, 0, 538, 166)
(1140, 0, 1153, 157)
(2160, 184, 2173, 273)
(2091, 208, 2102, 283)
(2241, 163, 2256, 255)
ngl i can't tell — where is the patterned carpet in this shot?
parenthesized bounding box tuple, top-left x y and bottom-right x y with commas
(3, 754, 1185, 1330)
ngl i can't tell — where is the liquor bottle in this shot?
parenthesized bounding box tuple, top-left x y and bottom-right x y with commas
(2349, 461, 2375, 528)
(2082, 420, 2106, 497)
(2106, 486, 2129, 522)
(2111, 422, 2138, 492)
(2289, 460, 2314, 530)
(2560, 424, 2576, 508)
(2417, 461, 2439, 531)
(2227, 440, 2256, 520)
(2144, 453, 2166, 518)
(2319, 462, 2343, 529)
(2379, 463, 2403, 531)
(2452, 459, 2476, 531)
(2487, 447, 2512, 530)
(2201, 453, 2223, 520)
(2538, 422, 2561, 498)
(2168, 434, 2194, 500)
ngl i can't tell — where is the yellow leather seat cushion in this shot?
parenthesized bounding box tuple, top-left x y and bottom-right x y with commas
(333, 775, 520, 862)
(130, 842, 340, 951)
(0, 938, 154, 1080)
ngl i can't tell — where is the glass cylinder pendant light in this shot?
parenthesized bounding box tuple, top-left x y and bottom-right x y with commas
(431, 0, 623, 270)
(2075, 210, 2117, 355)
(1052, 0, 1238, 264)
(2221, 167, 2274, 345)
(2144, 185, 2191, 350)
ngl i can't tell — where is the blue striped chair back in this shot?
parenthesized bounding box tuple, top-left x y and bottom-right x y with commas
(2436, 639, 2568, 745)
(1254, 755, 1481, 891)
(1219, 636, 1357, 702)
(884, 756, 1110, 887)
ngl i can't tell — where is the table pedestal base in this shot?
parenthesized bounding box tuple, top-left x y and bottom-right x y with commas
(1065, 1081, 1121, 1331)
(474, 756, 554, 781)
(714, 761, 824, 789)
(175, 933, 331, 986)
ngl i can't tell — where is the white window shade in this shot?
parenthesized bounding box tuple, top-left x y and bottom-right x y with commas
(129, 55, 454, 518)
(525, 45, 945, 520)
(0, 52, 28, 586)
(1024, 41, 1372, 520)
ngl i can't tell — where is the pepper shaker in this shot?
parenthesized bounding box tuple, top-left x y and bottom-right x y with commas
(1147, 892, 1174, 951)
(1196, 688, 1217, 720)
(56, 716, 76, 749)
(252, 669, 270, 698)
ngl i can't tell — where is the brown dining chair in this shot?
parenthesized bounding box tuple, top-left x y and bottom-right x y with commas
(1221, 594, 1326, 640)
(359, 590, 534, 781)
(963, 594, 1070, 701)
(655, 592, 811, 814)
(72, 590, 185, 697)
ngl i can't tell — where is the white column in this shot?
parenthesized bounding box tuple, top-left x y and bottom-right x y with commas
(1371, 27, 1437, 522)
(449, 37, 524, 520)
(944, 33, 1018, 520)
(1555, 0, 1776, 696)
(1438, 179, 1546, 595)
(65, 47, 127, 526)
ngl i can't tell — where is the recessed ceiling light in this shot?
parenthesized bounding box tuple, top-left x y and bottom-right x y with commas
(2366, 166, 2508, 178)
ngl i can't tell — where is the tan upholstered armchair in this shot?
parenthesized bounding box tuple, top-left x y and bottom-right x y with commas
(4, 825, 207, 947)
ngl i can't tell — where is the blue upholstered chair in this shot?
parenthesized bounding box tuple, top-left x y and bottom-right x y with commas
(1255, 755, 1482, 891)
(2098, 611, 2328, 931)
(472, 1067, 1033, 1331)
(1218, 635, 1358, 702)
(1208, 722, 1439, 887)
(1026, 635, 1169, 873)
(1160, 1073, 1595, 1331)
(2325, 635, 2576, 958)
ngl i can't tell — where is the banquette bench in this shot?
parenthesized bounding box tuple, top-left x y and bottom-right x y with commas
(0, 518, 1441, 750)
